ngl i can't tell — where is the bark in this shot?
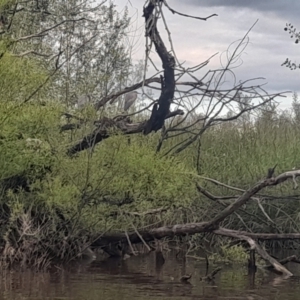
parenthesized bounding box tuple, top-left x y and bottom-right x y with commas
(67, 109, 183, 155)
(203, 179, 274, 228)
(142, 2, 175, 134)
(91, 222, 211, 248)
(66, 0, 177, 155)
(92, 224, 300, 250)
(265, 255, 300, 269)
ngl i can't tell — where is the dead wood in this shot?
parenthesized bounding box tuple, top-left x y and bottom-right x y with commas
(142, 1, 176, 134)
(265, 255, 300, 269)
(92, 170, 300, 248)
(210, 229, 300, 240)
(200, 169, 300, 229)
(67, 109, 184, 155)
(64, 2, 284, 157)
(213, 228, 293, 276)
(58, 0, 300, 277)
(91, 169, 300, 276)
(91, 221, 212, 249)
(65, 0, 177, 155)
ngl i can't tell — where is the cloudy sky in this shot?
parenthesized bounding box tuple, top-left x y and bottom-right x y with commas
(114, 0, 300, 109)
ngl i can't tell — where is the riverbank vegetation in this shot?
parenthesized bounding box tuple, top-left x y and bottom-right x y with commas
(1, 0, 300, 275)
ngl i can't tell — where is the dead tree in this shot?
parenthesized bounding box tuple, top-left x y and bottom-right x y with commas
(64, 3, 287, 157)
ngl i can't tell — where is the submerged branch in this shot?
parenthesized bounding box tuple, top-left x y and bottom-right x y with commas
(213, 228, 293, 277)
(265, 255, 300, 269)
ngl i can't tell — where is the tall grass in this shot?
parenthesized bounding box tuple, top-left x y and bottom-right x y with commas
(151, 109, 300, 243)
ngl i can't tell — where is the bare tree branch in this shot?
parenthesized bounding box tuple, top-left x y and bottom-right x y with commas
(163, 0, 218, 21)
(213, 228, 293, 276)
(67, 109, 184, 155)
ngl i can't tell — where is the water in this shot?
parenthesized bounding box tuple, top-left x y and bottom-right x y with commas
(1, 252, 300, 300)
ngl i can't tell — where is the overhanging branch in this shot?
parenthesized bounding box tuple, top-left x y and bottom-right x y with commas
(67, 109, 184, 155)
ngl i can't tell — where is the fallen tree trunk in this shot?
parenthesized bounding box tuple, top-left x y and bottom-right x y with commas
(265, 255, 300, 270)
(92, 225, 300, 249)
(91, 222, 212, 248)
(91, 169, 300, 276)
(67, 109, 184, 155)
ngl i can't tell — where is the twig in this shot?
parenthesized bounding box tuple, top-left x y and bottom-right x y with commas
(15, 18, 91, 41)
(163, 0, 218, 21)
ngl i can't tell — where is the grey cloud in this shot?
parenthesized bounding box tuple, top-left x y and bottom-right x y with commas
(176, 1, 300, 28)
(182, 0, 299, 14)
(115, 0, 300, 106)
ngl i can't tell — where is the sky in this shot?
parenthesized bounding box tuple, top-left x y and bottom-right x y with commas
(114, 0, 300, 110)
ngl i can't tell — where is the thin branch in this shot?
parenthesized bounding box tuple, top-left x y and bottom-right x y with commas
(15, 18, 92, 41)
(163, 0, 218, 21)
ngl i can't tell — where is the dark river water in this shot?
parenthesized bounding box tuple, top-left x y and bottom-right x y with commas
(1, 251, 300, 300)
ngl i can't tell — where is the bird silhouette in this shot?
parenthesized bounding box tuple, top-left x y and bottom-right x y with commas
(124, 91, 139, 112)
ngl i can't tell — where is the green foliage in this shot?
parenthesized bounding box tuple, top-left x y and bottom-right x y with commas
(209, 244, 248, 264)
(0, 101, 62, 180)
(0, 53, 47, 104)
(0, 96, 198, 267)
(159, 104, 300, 238)
(94, 136, 194, 206)
(199, 120, 300, 188)
(0, 0, 16, 8)
(34, 133, 197, 231)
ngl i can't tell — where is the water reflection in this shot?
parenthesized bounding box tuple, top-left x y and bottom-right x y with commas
(0, 251, 300, 300)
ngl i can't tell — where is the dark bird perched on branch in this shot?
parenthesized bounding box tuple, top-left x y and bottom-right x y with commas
(267, 164, 277, 178)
